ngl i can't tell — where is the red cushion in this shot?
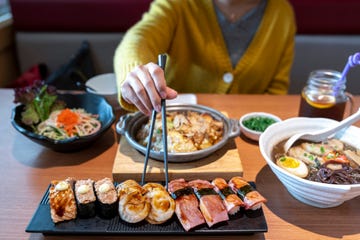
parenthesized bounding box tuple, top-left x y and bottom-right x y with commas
(10, 0, 360, 34)
(10, 0, 152, 32)
(289, 0, 360, 34)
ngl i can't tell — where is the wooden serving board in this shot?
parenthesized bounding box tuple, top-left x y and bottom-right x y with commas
(112, 137, 243, 183)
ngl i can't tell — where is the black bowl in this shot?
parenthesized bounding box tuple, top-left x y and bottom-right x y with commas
(11, 93, 115, 152)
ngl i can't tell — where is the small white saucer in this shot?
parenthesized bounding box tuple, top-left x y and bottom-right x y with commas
(166, 94, 197, 105)
(86, 73, 117, 96)
(86, 73, 119, 109)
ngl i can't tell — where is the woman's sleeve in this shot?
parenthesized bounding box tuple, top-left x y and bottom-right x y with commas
(113, 0, 179, 111)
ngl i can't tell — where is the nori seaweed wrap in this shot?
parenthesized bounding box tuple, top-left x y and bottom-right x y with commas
(94, 178, 118, 218)
(74, 179, 96, 218)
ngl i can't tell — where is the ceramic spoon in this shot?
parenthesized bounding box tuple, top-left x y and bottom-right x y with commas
(284, 107, 360, 153)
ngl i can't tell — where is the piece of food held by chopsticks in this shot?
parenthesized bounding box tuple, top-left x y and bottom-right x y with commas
(116, 180, 176, 224)
(116, 180, 150, 223)
(143, 182, 176, 224)
(48, 176, 266, 232)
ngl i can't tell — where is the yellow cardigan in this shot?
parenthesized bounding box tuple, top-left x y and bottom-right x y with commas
(114, 0, 296, 112)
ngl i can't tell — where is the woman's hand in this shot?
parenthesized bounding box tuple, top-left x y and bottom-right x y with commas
(121, 62, 178, 115)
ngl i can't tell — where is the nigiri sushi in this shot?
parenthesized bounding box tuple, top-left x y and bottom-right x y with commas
(228, 176, 267, 210)
(211, 177, 244, 215)
(49, 177, 77, 223)
(168, 178, 205, 231)
(188, 179, 229, 227)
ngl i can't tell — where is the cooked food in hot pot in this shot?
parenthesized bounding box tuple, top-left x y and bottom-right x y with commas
(136, 111, 224, 152)
(273, 138, 360, 184)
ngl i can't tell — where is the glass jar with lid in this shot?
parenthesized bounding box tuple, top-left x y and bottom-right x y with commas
(298, 69, 353, 121)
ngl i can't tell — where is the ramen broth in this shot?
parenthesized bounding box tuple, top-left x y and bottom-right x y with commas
(272, 138, 360, 184)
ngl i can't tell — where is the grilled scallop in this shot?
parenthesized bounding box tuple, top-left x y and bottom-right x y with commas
(143, 183, 175, 224)
(116, 180, 150, 223)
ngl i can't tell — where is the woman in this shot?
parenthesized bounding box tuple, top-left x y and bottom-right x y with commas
(114, 0, 296, 115)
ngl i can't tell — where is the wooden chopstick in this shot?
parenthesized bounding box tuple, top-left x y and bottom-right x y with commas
(141, 54, 169, 190)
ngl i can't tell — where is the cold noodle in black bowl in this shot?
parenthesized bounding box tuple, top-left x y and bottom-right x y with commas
(12, 93, 115, 152)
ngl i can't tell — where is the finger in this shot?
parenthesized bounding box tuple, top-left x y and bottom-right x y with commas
(121, 74, 152, 115)
(147, 63, 167, 99)
(136, 64, 162, 111)
(165, 87, 178, 100)
(121, 84, 151, 115)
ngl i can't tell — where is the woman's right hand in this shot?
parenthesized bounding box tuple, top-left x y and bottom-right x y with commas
(120, 62, 178, 116)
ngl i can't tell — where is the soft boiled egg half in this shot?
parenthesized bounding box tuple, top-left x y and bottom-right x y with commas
(276, 156, 309, 178)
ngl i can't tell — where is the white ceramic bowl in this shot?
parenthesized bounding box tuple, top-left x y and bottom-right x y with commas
(86, 73, 119, 109)
(86, 73, 117, 95)
(239, 112, 281, 141)
(259, 117, 360, 208)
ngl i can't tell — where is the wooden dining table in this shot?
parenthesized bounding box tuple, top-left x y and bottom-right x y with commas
(1, 88, 359, 240)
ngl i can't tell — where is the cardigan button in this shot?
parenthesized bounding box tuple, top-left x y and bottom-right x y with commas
(223, 73, 233, 84)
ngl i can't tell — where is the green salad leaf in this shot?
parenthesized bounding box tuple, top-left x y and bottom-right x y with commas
(14, 81, 65, 129)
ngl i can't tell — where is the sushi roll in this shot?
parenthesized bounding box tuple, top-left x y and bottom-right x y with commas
(94, 177, 118, 218)
(74, 179, 96, 218)
(49, 177, 77, 223)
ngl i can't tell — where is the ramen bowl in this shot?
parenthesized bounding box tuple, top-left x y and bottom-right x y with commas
(11, 93, 115, 152)
(116, 104, 240, 162)
(259, 117, 360, 208)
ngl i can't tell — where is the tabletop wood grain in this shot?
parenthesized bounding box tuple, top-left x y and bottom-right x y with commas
(1, 89, 359, 240)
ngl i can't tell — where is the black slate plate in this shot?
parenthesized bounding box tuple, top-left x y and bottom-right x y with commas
(26, 183, 268, 235)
